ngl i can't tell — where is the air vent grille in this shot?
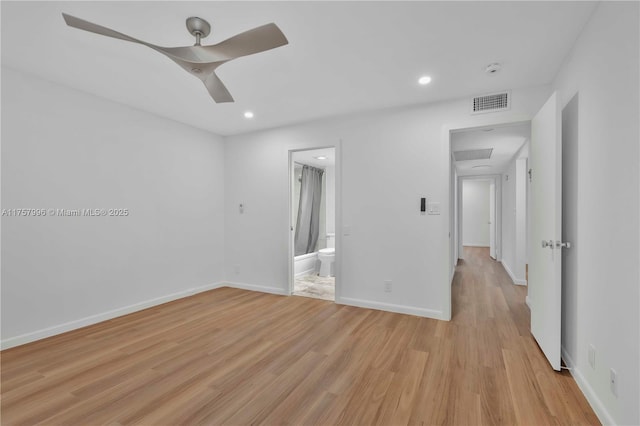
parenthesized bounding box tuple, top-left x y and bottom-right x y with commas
(471, 91, 510, 114)
(453, 148, 493, 161)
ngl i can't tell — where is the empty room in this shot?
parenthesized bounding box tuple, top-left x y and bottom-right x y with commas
(1, 1, 638, 425)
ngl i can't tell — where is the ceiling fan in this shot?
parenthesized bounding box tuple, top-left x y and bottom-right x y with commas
(62, 13, 289, 103)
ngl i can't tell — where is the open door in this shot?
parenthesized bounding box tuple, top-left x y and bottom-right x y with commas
(489, 182, 496, 259)
(529, 92, 563, 371)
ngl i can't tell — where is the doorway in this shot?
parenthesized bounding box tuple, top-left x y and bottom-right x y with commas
(288, 147, 337, 301)
(448, 92, 566, 371)
(458, 177, 499, 258)
(449, 121, 531, 303)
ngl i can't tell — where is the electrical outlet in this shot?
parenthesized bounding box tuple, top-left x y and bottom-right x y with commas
(610, 368, 618, 397)
(234, 265, 240, 274)
(588, 344, 596, 369)
(384, 280, 392, 293)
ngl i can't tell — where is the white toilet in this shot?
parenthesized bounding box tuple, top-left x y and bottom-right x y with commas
(318, 233, 335, 277)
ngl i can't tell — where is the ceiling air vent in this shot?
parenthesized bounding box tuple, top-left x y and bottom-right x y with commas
(471, 91, 510, 114)
(453, 148, 493, 161)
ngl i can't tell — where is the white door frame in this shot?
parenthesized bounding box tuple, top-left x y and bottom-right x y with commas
(489, 181, 497, 259)
(457, 175, 502, 261)
(288, 145, 341, 300)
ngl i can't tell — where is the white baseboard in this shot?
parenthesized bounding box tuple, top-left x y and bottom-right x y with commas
(336, 296, 445, 320)
(0, 281, 225, 350)
(501, 261, 527, 285)
(224, 281, 289, 296)
(562, 347, 615, 426)
(525, 295, 531, 309)
(462, 243, 490, 247)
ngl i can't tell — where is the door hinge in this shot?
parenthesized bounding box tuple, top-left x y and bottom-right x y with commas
(528, 168, 533, 182)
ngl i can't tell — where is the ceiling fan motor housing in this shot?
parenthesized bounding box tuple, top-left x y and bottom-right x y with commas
(186, 17, 211, 45)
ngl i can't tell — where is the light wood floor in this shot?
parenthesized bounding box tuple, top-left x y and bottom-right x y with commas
(1, 247, 599, 425)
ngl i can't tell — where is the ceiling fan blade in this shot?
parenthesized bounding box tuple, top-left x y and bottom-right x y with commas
(204, 72, 234, 103)
(63, 13, 200, 64)
(62, 13, 149, 45)
(203, 23, 288, 61)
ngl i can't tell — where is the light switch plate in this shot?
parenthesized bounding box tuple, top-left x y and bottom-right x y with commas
(427, 202, 441, 215)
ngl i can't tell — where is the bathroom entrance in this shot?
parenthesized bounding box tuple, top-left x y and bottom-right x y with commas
(289, 147, 337, 301)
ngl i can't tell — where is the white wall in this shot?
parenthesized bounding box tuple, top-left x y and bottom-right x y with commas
(224, 85, 550, 319)
(1, 68, 226, 348)
(552, 2, 639, 424)
(462, 180, 490, 246)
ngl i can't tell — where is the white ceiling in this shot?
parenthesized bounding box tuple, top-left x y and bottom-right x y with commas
(451, 122, 531, 176)
(1, 1, 597, 136)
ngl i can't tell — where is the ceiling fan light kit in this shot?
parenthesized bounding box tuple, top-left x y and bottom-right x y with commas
(62, 13, 289, 103)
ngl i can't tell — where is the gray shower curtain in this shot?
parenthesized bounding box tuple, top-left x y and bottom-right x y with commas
(294, 165, 324, 256)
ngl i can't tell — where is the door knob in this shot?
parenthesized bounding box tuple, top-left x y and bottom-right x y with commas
(556, 241, 571, 249)
(541, 240, 554, 248)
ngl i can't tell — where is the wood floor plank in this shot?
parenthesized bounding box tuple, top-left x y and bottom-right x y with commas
(294, 390, 339, 425)
(503, 345, 555, 424)
(131, 382, 223, 426)
(480, 365, 518, 425)
(0, 248, 600, 425)
(408, 336, 456, 425)
(374, 349, 429, 425)
(169, 369, 278, 425)
(335, 366, 395, 426)
(39, 369, 164, 425)
(221, 350, 327, 425)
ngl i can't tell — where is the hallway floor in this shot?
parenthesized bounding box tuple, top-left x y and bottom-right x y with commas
(293, 273, 335, 301)
(449, 246, 599, 424)
(1, 247, 599, 425)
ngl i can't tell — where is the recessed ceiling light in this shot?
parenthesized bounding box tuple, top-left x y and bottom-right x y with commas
(418, 75, 432, 85)
(472, 165, 492, 169)
(244, 111, 254, 119)
(314, 156, 327, 160)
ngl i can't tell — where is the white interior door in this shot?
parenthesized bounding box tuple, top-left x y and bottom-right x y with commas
(489, 182, 496, 259)
(529, 91, 563, 371)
